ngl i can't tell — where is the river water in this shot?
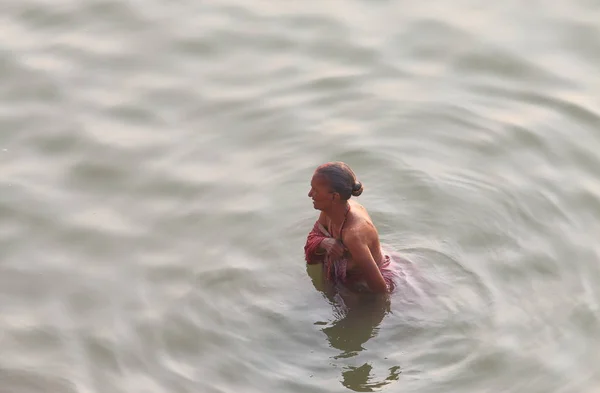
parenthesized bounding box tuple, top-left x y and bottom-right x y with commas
(2, 1, 600, 392)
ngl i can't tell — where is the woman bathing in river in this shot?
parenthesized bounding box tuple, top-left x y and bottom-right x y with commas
(304, 162, 403, 294)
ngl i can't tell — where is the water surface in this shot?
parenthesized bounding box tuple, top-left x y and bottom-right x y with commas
(2, 1, 600, 392)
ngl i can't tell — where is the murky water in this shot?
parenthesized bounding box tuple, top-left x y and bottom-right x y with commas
(2, 1, 600, 392)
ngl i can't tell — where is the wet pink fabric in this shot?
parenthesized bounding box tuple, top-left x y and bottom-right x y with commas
(304, 221, 400, 293)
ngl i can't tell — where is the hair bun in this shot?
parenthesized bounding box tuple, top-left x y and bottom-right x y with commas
(351, 181, 363, 197)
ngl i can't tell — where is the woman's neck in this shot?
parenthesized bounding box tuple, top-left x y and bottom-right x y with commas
(325, 201, 350, 225)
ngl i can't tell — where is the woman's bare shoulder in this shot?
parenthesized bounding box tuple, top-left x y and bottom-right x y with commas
(349, 200, 374, 219)
(345, 212, 377, 241)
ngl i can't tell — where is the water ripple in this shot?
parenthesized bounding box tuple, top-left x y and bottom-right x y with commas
(2, 1, 600, 393)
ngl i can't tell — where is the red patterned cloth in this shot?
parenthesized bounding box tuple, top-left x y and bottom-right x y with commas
(304, 221, 328, 265)
(304, 221, 399, 293)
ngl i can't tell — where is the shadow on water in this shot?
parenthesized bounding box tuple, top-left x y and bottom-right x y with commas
(307, 264, 402, 392)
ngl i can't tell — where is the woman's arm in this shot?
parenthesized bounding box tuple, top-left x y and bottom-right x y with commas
(304, 212, 346, 263)
(344, 231, 388, 293)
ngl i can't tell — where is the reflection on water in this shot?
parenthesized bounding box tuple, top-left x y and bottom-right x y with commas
(307, 264, 402, 391)
(342, 364, 401, 393)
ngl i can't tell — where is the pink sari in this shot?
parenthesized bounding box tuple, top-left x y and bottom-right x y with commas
(304, 221, 401, 293)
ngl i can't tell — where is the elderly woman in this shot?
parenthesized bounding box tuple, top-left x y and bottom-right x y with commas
(304, 162, 401, 294)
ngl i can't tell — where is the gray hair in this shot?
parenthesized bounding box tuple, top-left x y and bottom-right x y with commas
(315, 162, 364, 200)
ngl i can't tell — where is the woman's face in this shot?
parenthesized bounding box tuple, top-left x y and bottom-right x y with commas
(308, 173, 334, 210)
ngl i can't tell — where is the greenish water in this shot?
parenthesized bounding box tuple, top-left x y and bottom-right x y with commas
(2, 1, 600, 392)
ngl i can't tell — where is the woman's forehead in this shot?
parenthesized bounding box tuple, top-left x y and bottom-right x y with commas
(311, 173, 329, 186)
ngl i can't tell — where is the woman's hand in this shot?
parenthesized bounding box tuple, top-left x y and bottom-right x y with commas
(320, 238, 346, 259)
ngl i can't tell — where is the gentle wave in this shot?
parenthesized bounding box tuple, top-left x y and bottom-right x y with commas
(2, 1, 600, 392)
